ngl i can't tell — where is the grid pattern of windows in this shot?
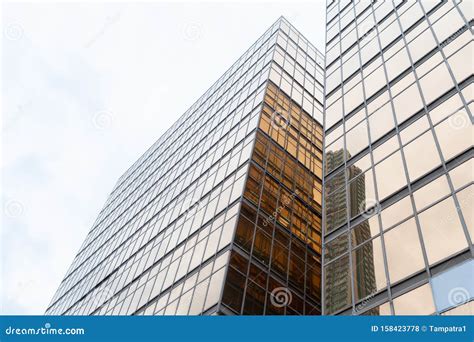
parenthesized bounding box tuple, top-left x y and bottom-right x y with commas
(323, 0, 473, 316)
(46, 17, 325, 316)
(221, 82, 323, 315)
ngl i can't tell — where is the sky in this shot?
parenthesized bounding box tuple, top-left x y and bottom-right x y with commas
(1, 1, 326, 314)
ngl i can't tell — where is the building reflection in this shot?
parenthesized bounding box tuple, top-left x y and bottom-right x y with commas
(325, 149, 378, 314)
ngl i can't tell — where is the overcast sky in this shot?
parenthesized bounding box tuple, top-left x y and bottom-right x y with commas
(1, 1, 325, 314)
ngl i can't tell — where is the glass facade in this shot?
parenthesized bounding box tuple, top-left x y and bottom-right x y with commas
(47, 4, 472, 316)
(46, 17, 325, 316)
(323, 0, 473, 315)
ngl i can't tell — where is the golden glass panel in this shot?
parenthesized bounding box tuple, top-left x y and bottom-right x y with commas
(325, 232, 348, 263)
(360, 302, 392, 315)
(324, 255, 352, 314)
(374, 151, 407, 200)
(456, 185, 473, 240)
(403, 130, 442, 181)
(441, 301, 474, 315)
(435, 111, 472, 161)
(349, 169, 376, 218)
(393, 283, 435, 315)
(352, 237, 387, 301)
(351, 215, 380, 247)
(419, 62, 454, 105)
(384, 218, 425, 283)
(369, 102, 395, 143)
(449, 158, 473, 190)
(345, 120, 369, 158)
(418, 197, 468, 265)
(413, 175, 450, 211)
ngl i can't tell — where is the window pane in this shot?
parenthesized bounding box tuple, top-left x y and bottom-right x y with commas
(375, 152, 407, 200)
(381, 196, 413, 230)
(456, 185, 473, 240)
(418, 197, 468, 265)
(393, 283, 435, 315)
(324, 255, 352, 314)
(384, 218, 425, 283)
(435, 111, 472, 161)
(432, 259, 474, 313)
(346, 120, 369, 158)
(352, 237, 387, 301)
(403, 130, 441, 181)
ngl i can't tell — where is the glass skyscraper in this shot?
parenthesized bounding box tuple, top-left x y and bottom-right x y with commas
(47, 2, 472, 317)
(46, 17, 325, 316)
(323, 0, 472, 315)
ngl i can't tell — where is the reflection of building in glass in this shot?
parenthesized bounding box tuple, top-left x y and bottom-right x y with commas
(46, 17, 325, 316)
(324, 149, 377, 314)
(323, 0, 472, 315)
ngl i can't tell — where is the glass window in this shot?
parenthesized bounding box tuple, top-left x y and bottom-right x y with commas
(432, 259, 474, 313)
(413, 175, 451, 211)
(325, 232, 348, 263)
(449, 158, 473, 191)
(326, 136, 345, 174)
(456, 185, 473, 240)
(369, 102, 395, 143)
(351, 216, 380, 246)
(324, 255, 352, 314)
(419, 62, 454, 105)
(374, 151, 407, 200)
(393, 283, 435, 315)
(435, 111, 472, 161)
(403, 130, 442, 181)
(325, 186, 347, 233)
(441, 301, 474, 316)
(352, 237, 387, 301)
(381, 196, 413, 230)
(393, 83, 424, 124)
(349, 169, 376, 219)
(372, 136, 399, 165)
(360, 302, 392, 315)
(345, 120, 369, 159)
(384, 218, 425, 283)
(418, 197, 469, 265)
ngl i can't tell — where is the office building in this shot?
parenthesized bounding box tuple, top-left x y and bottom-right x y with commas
(323, 0, 473, 315)
(46, 17, 325, 316)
